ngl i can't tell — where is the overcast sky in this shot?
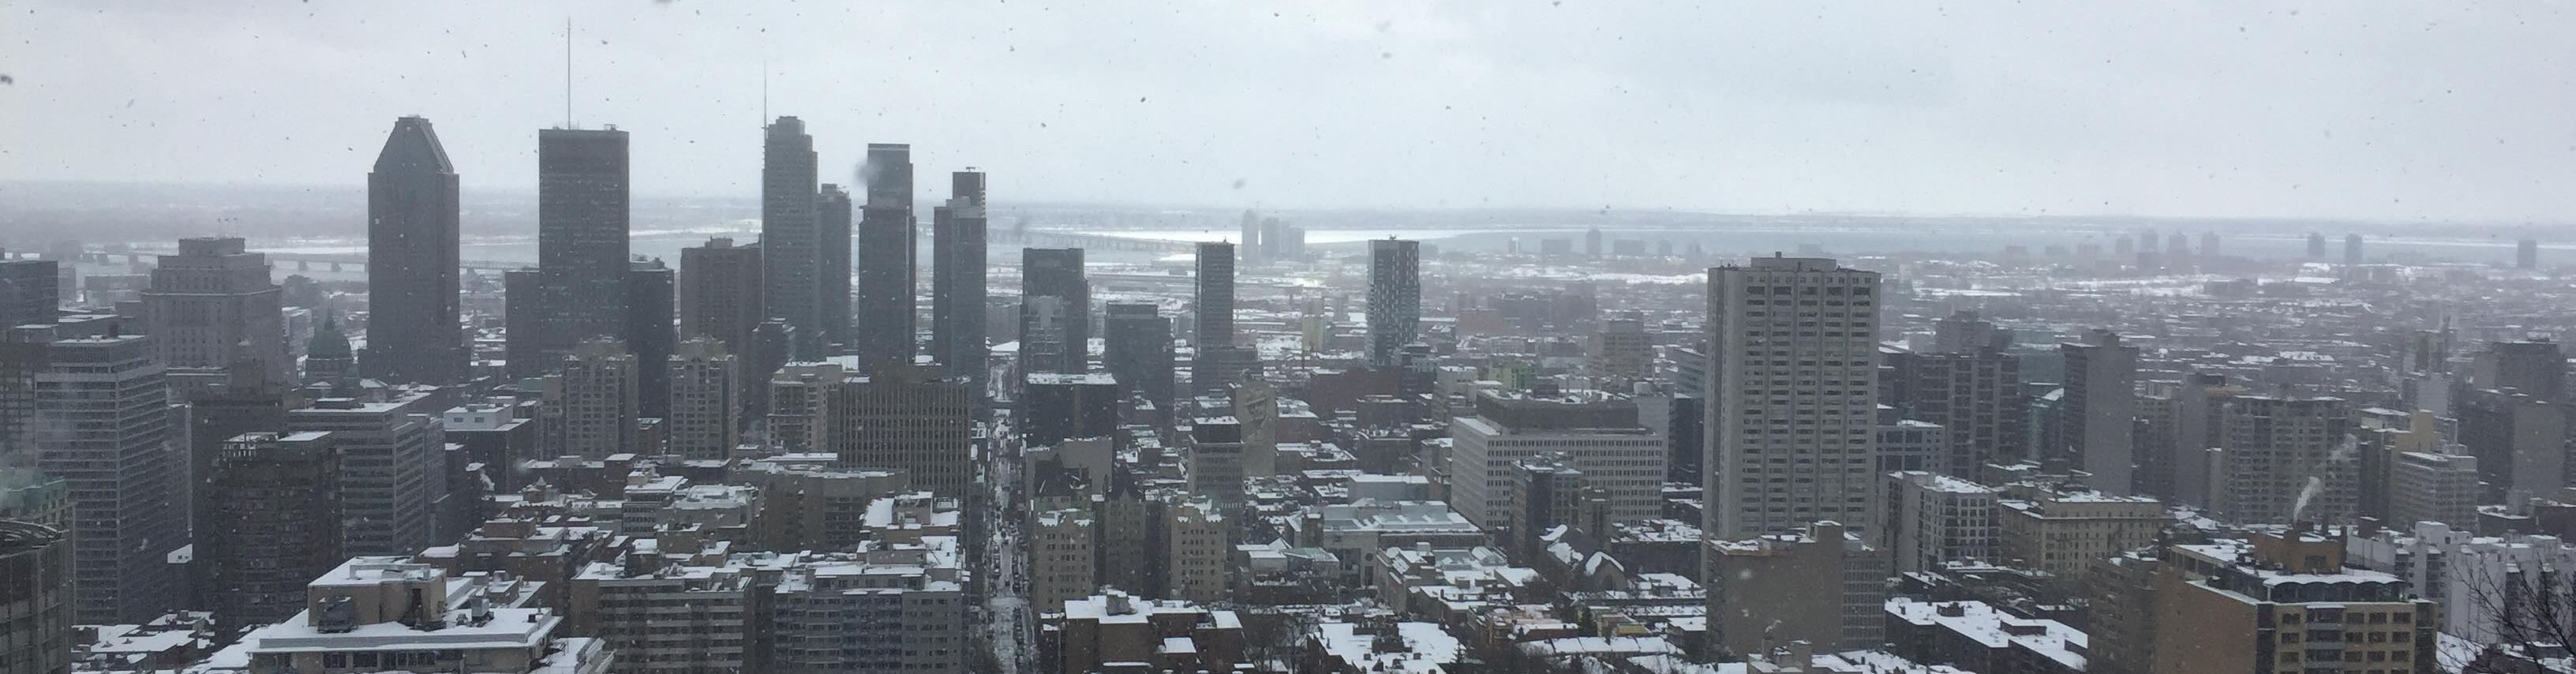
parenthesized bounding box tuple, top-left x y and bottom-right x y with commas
(6, 1, 2574, 222)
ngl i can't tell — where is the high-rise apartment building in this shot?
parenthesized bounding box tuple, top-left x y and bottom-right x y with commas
(2211, 395, 2352, 526)
(517, 126, 631, 376)
(1589, 313, 1652, 381)
(2146, 530, 2436, 674)
(1365, 238, 1421, 366)
(200, 431, 341, 632)
(759, 117, 822, 358)
(2390, 451, 2478, 530)
(1164, 497, 1229, 605)
(1103, 301, 1174, 423)
(1019, 248, 1090, 375)
(142, 236, 289, 375)
(1030, 507, 1097, 612)
(363, 115, 465, 384)
(32, 335, 183, 624)
(855, 144, 915, 366)
(930, 170, 988, 383)
(2061, 329, 2139, 495)
(666, 337, 739, 460)
(542, 339, 639, 459)
(2519, 238, 2541, 269)
(2458, 388, 2564, 503)
(1703, 256, 1881, 539)
(2345, 233, 2365, 265)
(288, 390, 447, 558)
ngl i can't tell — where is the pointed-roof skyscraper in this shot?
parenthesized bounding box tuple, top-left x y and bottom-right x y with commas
(363, 116, 465, 384)
(759, 117, 822, 358)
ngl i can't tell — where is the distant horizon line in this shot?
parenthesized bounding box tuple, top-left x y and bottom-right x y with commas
(2, 178, 2570, 230)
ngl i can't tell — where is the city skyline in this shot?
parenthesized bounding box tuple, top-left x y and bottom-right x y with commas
(9, 2, 2576, 222)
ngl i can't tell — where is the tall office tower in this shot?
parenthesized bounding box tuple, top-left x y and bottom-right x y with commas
(2458, 388, 2565, 503)
(855, 144, 916, 366)
(0, 520, 69, 673)
(1703, 256, 1881, 539)
(743, 319, 795, 424)
(758, 117, 822, 358)
(679, 238, 764, 356)
(1447, 390, 1665, 536)
(2135, 229, 2159, 253)
(33, 335, 182, 623)
(930, 170, 989, 384)
(2210, 395, 2353, 526)
(362, 116, 464, 384)
(1021, 373, 1119, 448)
(522, 126, 632, 375)
(817, 183, 854, 353)
(1928, 309, 2010, 354)
(503, 268, 544, 379)
(1019, 248, 1090, 375)
(543, 339, 640, 458)
(2519, 238, 2541, 269)
(2136, 373, 2236, 508)
(665, 338, 739, 460)
(2305, 231, 2328, 259)
(2199, 231, 2220, 259)
(180, 365, 301, 595)
(1365, 238, 1421, 366)
(288, 390, 444, 557)
(1103, 301, 1174, 421)
(1237, 211, 1263, 264)
(201, 431, 341, 632)
(141, 236, 289, 374)
(2473, 339, 2565, 403)
(1585, 226, 1604, 258)
(833, 364, 973, 497)
(624, 258, 675, 418)
(0, 257, 58, 328)
(2166, 231, 2191, 262)
(1194, 242, 1234, 349)
(1885, 348, 2027, 473)
(2389, 450, 2478, 530)
(2061, 329, 2139, 495)
(764, 363, 844, 452)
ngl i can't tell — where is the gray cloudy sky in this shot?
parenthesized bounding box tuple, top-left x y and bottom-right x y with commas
(5, 1, 2574, 222)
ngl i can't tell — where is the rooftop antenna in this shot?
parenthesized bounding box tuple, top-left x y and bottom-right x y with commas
(564, 17, 574, 129)
(762, 58, 769, 122)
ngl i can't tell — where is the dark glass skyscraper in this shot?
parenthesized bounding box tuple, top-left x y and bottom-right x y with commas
(1019, 248, 1089, 376)
(818, 184, 853, 354)
(856, 143, 915, 368)
(0, 258, 58, 329)
(930, 170, 988, 383)
(626, 257, 675, 418)
(1194, 242, 1234, 348)
(515, 126, 631, 377)
(1367, 238, 1421, 366)
(1103, 301, 1174, 423)
(759, 117, 822, 358)
(362, 115, 463, 384)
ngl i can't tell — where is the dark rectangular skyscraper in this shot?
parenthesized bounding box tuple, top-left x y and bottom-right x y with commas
(0, 257, 58, 328)
(626, 257, 675, 418)
(1195, 242, 1234, 348)
(1019, 248, 1089, 376)
(362, 115, 463, 384)
(1367, 238, 1421, 366)
(818, 184, 853, 354)
(856, 144, 915, 367)
(2520, 238, 2541, 269)
(515, 126, 631, 376)
(759, 117, 822, 358)
(680, 238, 764, 357)
(931, 170, 988, 384)
(1104, 301, 1174, 423)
